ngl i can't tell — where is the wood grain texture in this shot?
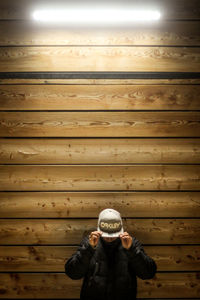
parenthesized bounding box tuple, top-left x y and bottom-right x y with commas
(0, 165, 200, 191)
(1, 85, 200, 111)
(1, 79, 200, 85)
(0, 219, 199, 245)
(0, 245, 199, 272)
(1, 112, 200, 137)
(0, 47, 200, 72)
(1, 138, 200, 164)
(0, 273, 82, 298)
(1, 21, 200, 46)
(0, 191, 199, 218)
(137, 272, 200, 298)
(0, 0, 199, 20)
(0, 272, 199, 298)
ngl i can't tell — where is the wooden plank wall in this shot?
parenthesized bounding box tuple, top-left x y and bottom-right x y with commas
(0, 0, 200, 299)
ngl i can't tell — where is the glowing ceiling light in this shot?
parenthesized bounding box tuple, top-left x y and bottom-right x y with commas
(32, 7, 161, 25)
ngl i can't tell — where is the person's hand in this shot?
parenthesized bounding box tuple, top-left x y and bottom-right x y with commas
(119, 232, 133, 250)
(89, 231, 102, 248)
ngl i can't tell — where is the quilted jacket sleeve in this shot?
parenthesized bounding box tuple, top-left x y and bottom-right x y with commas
(124, 236, 157, 280)
(64, 236, 95, 280)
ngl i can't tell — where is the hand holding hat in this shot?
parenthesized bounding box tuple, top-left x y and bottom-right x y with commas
(119, 232, 133, 250)
(89, 231, 102, 248)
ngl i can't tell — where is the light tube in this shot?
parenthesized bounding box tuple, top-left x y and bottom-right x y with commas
(33, 8, 161, 25)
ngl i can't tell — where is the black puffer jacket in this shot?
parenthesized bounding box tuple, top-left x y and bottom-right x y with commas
(65, 235, 157, 300)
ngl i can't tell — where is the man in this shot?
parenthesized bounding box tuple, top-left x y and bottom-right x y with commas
(65, 208, 157, 300)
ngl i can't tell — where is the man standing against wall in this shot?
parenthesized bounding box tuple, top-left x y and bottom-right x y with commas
(65, 208, 157, 300)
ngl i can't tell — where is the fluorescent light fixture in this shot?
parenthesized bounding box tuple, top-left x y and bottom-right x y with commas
(32, 7, 161, 25)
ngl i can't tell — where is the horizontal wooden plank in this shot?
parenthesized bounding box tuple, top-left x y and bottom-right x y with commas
(0, 272, 199, 298)
(0, 245, 199, 272)
(1, 138, 200, 164)
(0, 219, 199, 245)
(1, 112, 200, 137)
(0, 272, 81, 298)
(1, 21, 200, 46)
(0, 0, 200, 20)
(137, 272, 200, 298)
(1, 85, 200, 110)
(0, 47, 200, 72)
(1, 79, 200, 85)
(0, 191, 199, 218)
(0, 165, 200, 191)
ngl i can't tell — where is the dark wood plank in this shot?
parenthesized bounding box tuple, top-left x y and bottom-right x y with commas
(0, 219, 199, 245)
(0, 245, 199, 271)
(0, 272, 199, 298)
(1, 85, 200, 110)
(0, 112, 200, 137)
(0, 273, 81, 298)
(137, 272, 200, 298)
(0, 47, 200, 72)
(0, 191, 199, 218)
